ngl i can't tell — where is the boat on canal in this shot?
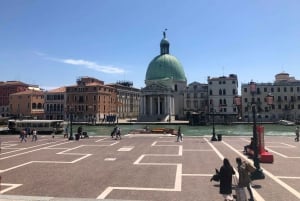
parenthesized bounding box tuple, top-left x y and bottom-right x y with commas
(8, 119, 64, 134)
(278, 119, 296, 126)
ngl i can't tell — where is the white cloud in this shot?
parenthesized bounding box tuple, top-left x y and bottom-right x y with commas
(62, 59, 125, 74)
(35, 52, 126, 74)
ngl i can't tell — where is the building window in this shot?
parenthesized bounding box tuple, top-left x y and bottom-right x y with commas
(277, 87, 280, 92)
(223, 89, 226, 95)
(186, 100, 190, 108)
(193, 101, 198, 108)
(219, 89, 222, 95)
(291, 96, 295, 102)
(79, 96, 84, 103)
(243, 88, 247, 93)
(278, 96, 282, 102)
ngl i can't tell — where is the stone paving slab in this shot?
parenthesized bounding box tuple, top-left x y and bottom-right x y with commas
(0, 134, 299, 201)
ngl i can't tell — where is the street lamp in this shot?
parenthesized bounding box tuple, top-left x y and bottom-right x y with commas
(211, 107, 217, 141)
(234, 95, 241, 120)
(249, 81, 264, 180)
(68, 109, 74, 140)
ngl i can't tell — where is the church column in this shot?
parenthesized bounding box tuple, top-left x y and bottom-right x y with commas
(164, 95, 167, 115)
(141, 96, 144, 115)
(168, 95, 171, 115)
(144, 96, 147, 115)
(157, 96, 160, 115)
(150, 96, 153, 115)
(171, 96, 175, 115)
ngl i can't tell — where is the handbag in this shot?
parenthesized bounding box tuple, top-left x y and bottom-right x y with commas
(210, 168, 220, 182)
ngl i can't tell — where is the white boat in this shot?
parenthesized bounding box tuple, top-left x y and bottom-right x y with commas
(278, 120, 296, 126)
(8, 119, 64, 134)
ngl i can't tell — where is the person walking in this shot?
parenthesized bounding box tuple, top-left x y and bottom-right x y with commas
(115, 126, 121, 140)
(295, 126, 299, 142)
(20, 129, 27, 143)
(111, 126, 117, 139)
(236, 157, 254, 201)
(219, 158, 235, 201)
(31, 129, 37, 142)
(52, 128, 56, 140)
(177, 126, 183, 142)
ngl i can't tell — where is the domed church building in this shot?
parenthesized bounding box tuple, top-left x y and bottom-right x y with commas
(138, 31, 187, 122)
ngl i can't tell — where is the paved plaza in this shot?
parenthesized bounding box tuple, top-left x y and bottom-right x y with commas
(0, 133, 299, 201)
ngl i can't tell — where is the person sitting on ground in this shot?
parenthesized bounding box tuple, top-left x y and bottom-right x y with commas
(244, 137, 254, 153)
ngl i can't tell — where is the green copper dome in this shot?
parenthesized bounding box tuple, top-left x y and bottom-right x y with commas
(146, 54, 186, 81)
(145, 31, 186, 82)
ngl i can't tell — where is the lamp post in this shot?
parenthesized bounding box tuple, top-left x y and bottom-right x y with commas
(68, 109, 74, 140)
(249, 81, 264, 180)
(234, 95, 241, 121)
(211, 108, 217, 141)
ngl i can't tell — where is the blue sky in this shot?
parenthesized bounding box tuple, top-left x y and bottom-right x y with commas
(1, 0, 300, 94)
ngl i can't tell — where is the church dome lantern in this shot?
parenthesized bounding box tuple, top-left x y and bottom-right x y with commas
(145, 31, 186, 83)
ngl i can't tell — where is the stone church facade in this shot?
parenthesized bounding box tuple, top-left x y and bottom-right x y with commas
(138, 31, 187, 122)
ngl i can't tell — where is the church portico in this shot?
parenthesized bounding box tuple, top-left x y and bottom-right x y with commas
(140, 91, 175, 122)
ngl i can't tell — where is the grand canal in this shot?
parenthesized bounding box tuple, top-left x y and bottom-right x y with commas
(75, 123, 296, 137)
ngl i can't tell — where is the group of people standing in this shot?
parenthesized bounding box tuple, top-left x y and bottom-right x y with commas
(20, 128, 38, 142)
(218, 157, 254, 201)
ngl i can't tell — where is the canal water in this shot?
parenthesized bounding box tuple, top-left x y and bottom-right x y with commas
(75, 123, 296, 137)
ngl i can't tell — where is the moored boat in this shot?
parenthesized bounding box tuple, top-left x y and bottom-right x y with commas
(8, 119, 64, 134)
(278, 119, 296, 126)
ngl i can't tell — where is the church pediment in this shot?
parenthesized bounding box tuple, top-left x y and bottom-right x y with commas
(142, 83, 171, 91)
